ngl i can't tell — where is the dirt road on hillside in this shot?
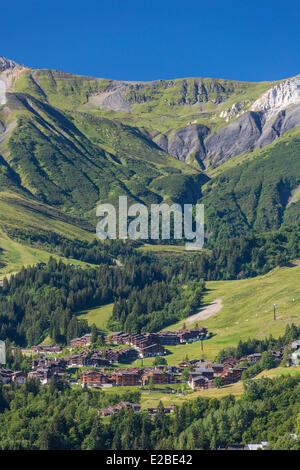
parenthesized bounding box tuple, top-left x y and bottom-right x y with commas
(185, 298, 223, 325)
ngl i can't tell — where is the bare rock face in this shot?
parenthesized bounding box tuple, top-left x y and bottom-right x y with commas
(219, 101, 248, 122)
(165, 77, 300, 169)
(0, 57, 19, 72)
(256, 104, 300, 148)
(203, 103, 300, 168)
(0, 57, 20, 106)
(0, 78, 6, 105)
(87, 86, 131, 113)
(153, 124, 210, 167)
(250, 77, 300, 120)
(205, 112, 263, 167)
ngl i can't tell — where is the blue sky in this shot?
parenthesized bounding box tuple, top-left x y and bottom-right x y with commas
(2, 0, 300, 82)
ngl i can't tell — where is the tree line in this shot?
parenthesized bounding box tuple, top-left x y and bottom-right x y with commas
(0, 375, 299, 450)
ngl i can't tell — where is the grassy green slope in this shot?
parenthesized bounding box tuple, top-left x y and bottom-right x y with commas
(133, 263, 300, 365)
(73, 263, 300, 367)
(14, 69, 276, 133)
(200, 128, 300, 245)
(77, 303, 114, 332)
(0, 228, 95, 279)
(2, 92, 207, 220)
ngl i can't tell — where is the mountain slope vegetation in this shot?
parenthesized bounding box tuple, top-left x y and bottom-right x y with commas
(0, 57, 299, 268)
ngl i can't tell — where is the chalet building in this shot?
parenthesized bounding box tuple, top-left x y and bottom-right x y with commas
(221, 367, 246, 385)
(32, 357, 66, 371)
(191, 367, 214, 380)
(11, 370, 27, 384)
(270, 349, 283, 362)
(147, 404, 177, 415)
(177, 327, 207, 343)
(66, 347, 137, 366)
(65, 352, 110, 368)
(194, 361, 224, 375)
(128, 333, 157, 350)
(188, 375, 214, 390)
(177, 361, 192, 369)
(107, 328, 207, 350)
(98, 402, 141, 417)
(28, 368, 68, 385)
(0, 368, 14, 384)
(69, 334, 92, 349)
(106, 348, 138, 363)
(111, 370, 141, 386)
(156, 332, 181, 346)
(141, 370, 175, 386)
(65, 354, 88, 367)
(115, 401, 141, 412)
(107, 332, 125, 344)
(113, 333, 130, 345)
(155, 327, 207, 346)
(167, 365, 181, 374)
(81, 370, 110, 388)
(99, 408, 114, 416)
(29, 357, 68, 384)
(220, 356, 240, 370)
(31, 345, 62, 354)
(88, 351, 111, 367)
(139, 343, 165, 358)
(246, 353, 262, 363)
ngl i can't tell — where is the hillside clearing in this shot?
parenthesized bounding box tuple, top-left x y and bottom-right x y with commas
(77, 303, 114, 332)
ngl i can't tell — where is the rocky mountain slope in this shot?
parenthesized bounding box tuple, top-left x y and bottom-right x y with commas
(0, 56, 299, 244)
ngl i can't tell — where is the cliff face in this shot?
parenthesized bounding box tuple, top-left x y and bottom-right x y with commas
(154, 77, 300, 168)
(0, 57, 19, 72)
(0, 57, 21, 106)
(153, 124, 210, 167)
(250, 77, 300, 120)
(0, 77, 6, 105)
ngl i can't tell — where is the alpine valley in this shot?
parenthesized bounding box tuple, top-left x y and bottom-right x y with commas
(1, 57, 300, 451)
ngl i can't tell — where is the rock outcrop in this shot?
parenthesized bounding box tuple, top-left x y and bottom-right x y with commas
(0, 77, 6, 105)
(0, 57, 19, 72)
(250, 77, 300, 120)
(87, 86, 132, 113)
(155, 77, 300, 168)
(205, 112, 262, 167)
(204, 103, 300, 168)
(219, 101, 248, 122)
(153, 124, 210, 167)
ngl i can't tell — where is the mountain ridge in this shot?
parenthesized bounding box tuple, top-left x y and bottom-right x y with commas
(0, 56, 299, 248)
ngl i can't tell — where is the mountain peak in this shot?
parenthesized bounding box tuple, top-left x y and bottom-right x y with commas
(0, 56, 19, 72)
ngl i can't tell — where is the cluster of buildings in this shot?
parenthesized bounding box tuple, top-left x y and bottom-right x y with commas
(187, 347, 286, 390)
(107, 326, 207, 358)
(98, 401, 141, 417)
(107, 332, 165, 358)
(219, 442, 269, 451)
(187, 359, 247, 390)
(240, 348, 283, 363)
(0, 368, 27, 385)
(31, 345, 62, 355)
(2, 327, 297, 397)
(64, 347, 138, 367)
(98, 401, 177, 417)
(81, 365, 180, 389)
(28, 357, 68, 385)
(70, 334, 93, 349)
